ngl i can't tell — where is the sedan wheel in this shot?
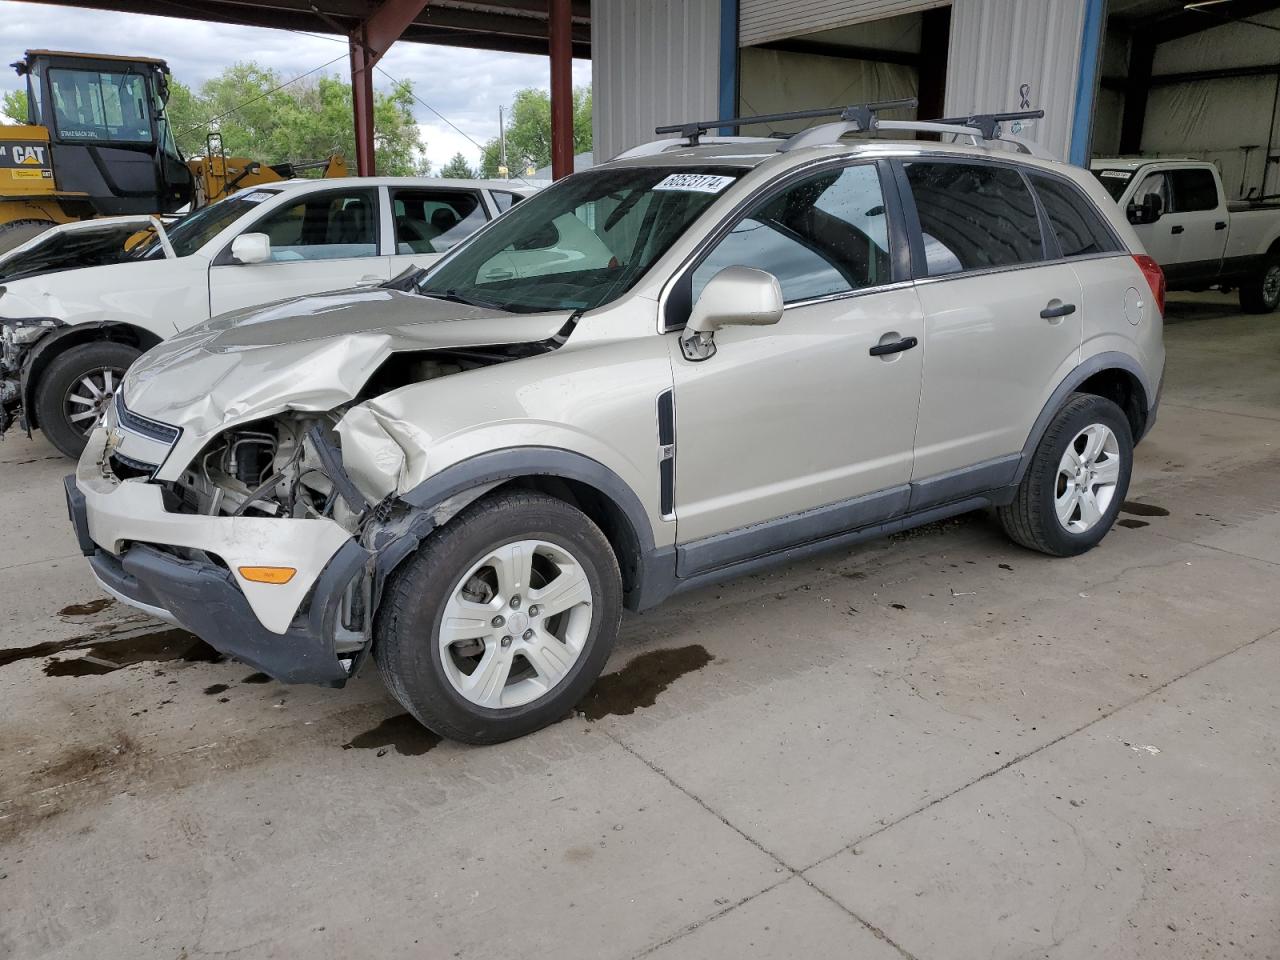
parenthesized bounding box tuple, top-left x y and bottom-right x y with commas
(64, 366, 124, 436)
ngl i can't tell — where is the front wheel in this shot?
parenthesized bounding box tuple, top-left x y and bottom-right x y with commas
(34, 341, 140, 459)
(1239, 252, 1280, 314)
(374, 490, 622, 744)
(998, 393, 1133, 557)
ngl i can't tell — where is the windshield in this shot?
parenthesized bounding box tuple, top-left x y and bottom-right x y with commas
(132, 190, 279, 259)
(1092, 168, 1134, 201)
(48, 67, 153, 144)
(418, 166, 745, 313)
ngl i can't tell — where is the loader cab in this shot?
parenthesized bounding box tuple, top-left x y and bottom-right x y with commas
(14, 50, 193, 216)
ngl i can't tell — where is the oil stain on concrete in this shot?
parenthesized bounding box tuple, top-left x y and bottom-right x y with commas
(1121, 501, 1171, 517)
(578, 644, 713, 721)
(343, 714, 442, 756)
(57, 598, 115, 617)
(42, 629, 223, 677)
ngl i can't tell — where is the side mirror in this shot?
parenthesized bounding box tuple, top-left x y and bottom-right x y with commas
(680, 266, 784, 361)
(1127, 192, 1163, 225)
(231, 232, 271, 264)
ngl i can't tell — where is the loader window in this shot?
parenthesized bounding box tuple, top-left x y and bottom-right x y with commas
(48, 68, 153, 144)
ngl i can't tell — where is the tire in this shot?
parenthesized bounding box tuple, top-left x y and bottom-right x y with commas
(374, 490, 623, 744)
(998, 393, 1133, 557)
(0, 218, 56, 256)
(34, 341, 140, 459)
(1239, 251, 1280, 314)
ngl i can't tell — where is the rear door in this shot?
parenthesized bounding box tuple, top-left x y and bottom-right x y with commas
(1167, 167, 1228, 281)
(384, 186, 491, 276)
(901, 158, 1083, 504)
(208, 186, 388, 316)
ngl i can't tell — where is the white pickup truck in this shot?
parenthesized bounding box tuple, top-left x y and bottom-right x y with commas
(1091, 158, 1280, 314)
(0, 176, 534, 457)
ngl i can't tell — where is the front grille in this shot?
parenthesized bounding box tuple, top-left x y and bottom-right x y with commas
(109, 451, 156, 480)
(116, 392, 180, 445)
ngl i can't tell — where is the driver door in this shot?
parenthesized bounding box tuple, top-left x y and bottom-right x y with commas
(208, 187, 389, 316)
(667, 162, 924, 574)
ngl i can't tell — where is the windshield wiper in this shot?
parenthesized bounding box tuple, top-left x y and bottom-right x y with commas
(425, 288, 509, 312)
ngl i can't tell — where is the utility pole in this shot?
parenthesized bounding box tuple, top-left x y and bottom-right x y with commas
(498, 105, 508, 178)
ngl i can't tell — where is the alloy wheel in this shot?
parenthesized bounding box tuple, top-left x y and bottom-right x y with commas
(64, 366, 124, 436)
(1055, 423, 1122, 534)
(439, 539, 594, 709)
(1263, 264, 1280, 307)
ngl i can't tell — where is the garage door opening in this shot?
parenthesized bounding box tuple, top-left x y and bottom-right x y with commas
(735, 7, 952, 137)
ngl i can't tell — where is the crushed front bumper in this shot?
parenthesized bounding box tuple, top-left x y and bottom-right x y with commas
(68, 426, 373, 685)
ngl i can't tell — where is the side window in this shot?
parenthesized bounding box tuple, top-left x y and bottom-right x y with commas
(692, 164, 891, 304)
(493, 191, 523, 213)
(1029, 175, 1121, 258)
(1169, 169, 1219, 213)
(251, 190, 378, 261)
(904, 161, 1043, 276)
(392, 190, 487, 254)
(1134, 172, 1171, 212)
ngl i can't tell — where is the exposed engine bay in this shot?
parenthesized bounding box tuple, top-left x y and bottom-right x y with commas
(151, 351, 510, 533)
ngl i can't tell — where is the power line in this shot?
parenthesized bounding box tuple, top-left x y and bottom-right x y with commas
(178, 53, 347, 138)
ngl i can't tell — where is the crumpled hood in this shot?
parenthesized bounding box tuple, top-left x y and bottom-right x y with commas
(125, 287, 571, 449)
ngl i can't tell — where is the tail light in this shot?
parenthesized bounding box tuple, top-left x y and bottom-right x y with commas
(1132, 254, 1165, 317)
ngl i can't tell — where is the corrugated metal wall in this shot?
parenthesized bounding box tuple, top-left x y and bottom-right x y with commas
(944, 0, 1089, 162)
(739, 0, 947, 47)
(591, 0, 722, 161)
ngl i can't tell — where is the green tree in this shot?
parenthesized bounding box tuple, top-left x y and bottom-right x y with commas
(438, 151, 475, 178)
(479, 86, 591, 177)
(168, 62, 427, 175)
(2, 89, 29, 123)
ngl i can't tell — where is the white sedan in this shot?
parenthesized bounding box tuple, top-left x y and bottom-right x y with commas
(0, 176, 535, 456)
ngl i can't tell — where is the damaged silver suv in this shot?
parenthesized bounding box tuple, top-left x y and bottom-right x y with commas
(67, 104, 1166, 743)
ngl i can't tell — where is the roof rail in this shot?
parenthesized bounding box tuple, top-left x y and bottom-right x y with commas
(652, 98, 919, 147)
(613, 135, 777, 161)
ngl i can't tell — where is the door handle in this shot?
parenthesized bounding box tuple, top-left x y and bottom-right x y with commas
(868, 335, 918, 357)
(1170, 225, 1184, 235)
(1214, 221, 1227, 231)
(1040, 300, 1077, 320)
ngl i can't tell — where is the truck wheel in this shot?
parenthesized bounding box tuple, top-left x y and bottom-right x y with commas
(1239, 252, 1280, 314)
(998, 393, 1133, 557)
(374, 490, 622, 744)
(0, 218, 56, 256)
(34, 341, 140, 459)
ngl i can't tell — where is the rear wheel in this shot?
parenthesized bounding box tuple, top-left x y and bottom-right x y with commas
(1239, 251, 1280, 314)
(0, 218, 56, 256)
(998, 393, 1132, 557)
(34, 341, 140, 459)
(374, 490, 622, 744)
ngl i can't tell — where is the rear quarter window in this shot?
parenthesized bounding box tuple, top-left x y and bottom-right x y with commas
(1029, 174, 1122, 258)
(904, 161, 1044, 276)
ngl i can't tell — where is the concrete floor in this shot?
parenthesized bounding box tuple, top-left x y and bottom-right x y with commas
(1, 293, 1277, 960)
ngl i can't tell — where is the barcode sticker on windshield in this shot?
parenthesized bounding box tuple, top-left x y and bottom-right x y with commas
(240, 191, 276, 203)
(653, 173, 736, 194)
(1098, 170, 1132, 180)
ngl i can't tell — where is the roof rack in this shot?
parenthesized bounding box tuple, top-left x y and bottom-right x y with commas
(615, 104, 1055, 163)
(653, 98, 919, 146)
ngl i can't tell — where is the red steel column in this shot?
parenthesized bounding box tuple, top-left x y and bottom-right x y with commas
(350, 26, 377, 177)
(348, 0, 433, 176)
(549, 0, 573, 180)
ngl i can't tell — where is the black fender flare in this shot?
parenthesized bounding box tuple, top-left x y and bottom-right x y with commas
(1013, 350, 1156, 485)
(396, 447, 673, 610)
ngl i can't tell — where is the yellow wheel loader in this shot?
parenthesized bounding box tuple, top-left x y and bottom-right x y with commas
(0, 50, 346, 254)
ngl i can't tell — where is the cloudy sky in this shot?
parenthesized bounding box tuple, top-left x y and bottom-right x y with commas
(0, 1, 591, 170)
